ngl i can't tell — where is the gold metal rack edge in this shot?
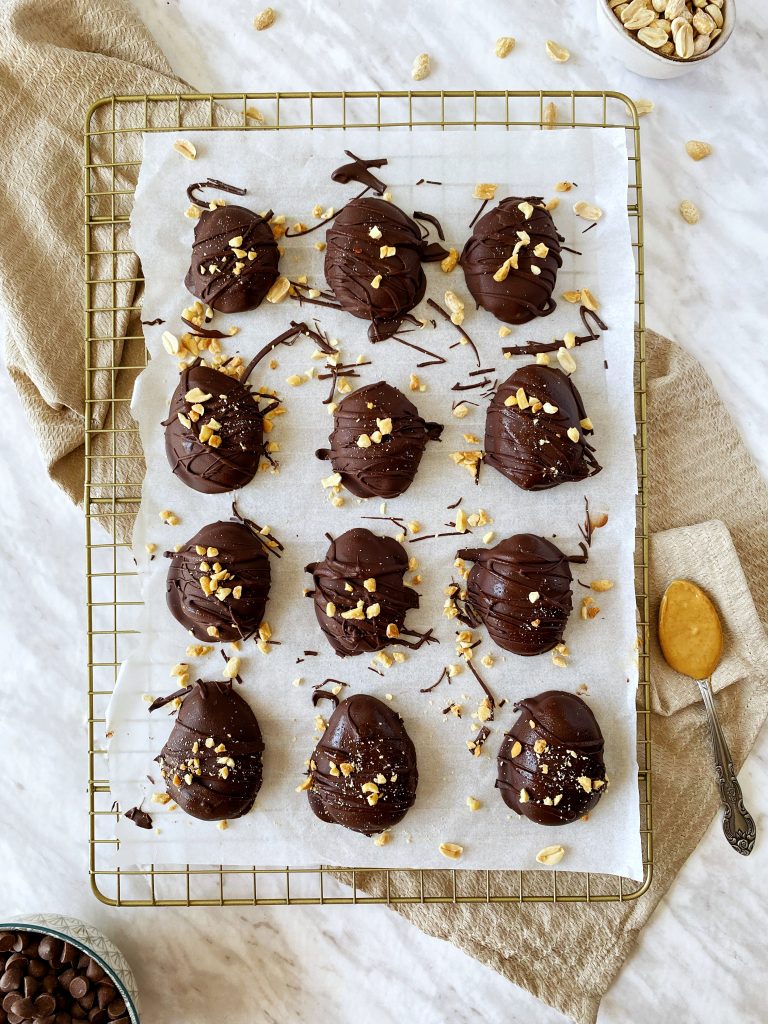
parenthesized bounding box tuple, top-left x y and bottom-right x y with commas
(84, 90, 650, 907)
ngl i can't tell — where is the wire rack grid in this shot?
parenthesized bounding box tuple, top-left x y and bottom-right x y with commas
(84, 90, 650, 907)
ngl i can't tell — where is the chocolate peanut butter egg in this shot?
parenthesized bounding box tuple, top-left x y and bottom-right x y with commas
(163, 362, 272, 494)
(165, 519, 272, 643)
(496, 690, 607, 824)
(157, 680, 264, 821)
(460, 196, 563, 325)
(324, 196, 445, 341)
(185, 203, 279, 313)
(305, 528, 428, 658)
(306, 694, 418, 835)
(484, 364, 601, 491)
(458, 534, 573, 656)
(316, 381, 443, 498)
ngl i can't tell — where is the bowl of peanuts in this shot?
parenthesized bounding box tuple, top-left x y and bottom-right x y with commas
(596, 0, 734, 79)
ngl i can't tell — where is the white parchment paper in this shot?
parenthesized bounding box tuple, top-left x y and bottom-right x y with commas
(108, 128, 641, 877)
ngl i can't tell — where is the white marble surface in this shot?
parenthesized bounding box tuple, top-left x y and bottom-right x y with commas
(1, 1, 767, 1022)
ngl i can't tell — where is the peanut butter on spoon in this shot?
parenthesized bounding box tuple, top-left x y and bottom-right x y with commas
(658, 580, 756, 856)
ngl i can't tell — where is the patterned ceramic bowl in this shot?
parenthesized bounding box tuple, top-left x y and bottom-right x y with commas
(0, 914, 139, 1022)
(596, 0, 735, 79)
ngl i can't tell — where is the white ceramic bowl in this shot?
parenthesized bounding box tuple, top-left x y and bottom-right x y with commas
(595, 0, 735, 79)
(0, 914, 140, 1022)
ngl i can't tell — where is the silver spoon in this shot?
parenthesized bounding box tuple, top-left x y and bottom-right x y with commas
(658, 579, 756, 856)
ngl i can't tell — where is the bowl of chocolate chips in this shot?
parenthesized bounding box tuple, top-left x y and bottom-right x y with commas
(0, 915, 139, 1024)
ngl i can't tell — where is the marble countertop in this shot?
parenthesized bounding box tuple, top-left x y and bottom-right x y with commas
(2, 1, 766, 1021)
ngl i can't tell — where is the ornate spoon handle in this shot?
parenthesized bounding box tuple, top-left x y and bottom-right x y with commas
(697, 677, 756, 856)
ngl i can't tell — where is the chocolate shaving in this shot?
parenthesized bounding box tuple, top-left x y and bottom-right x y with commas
(447, 496, 463, 510)
(467, 661, 495, 717)
(231, 501, 284, 557)
(148, 686, 191, 713)
(312, 689, 340, 708)
(470, 725, 491, 754)
(240, 322, 305, 381)
(502, 305, 609, 356)
(124, 806, 153, 829)
(385, 332, 446, 368)
(451, 378, 490, 392)
(582, 222, 597, 234)
(331, 150, 388, 195)
(187, 177, 247, 206)
(368, 666, 385, 677)
(304, 650, 318, 656)
(426, 298, 481, 367)
(412, 210, 446, 241)
(180, 316, 230, 339)
(442, 702, 460, 716)
(141, 317, 164, 325)
(468, 197, 489, 229)
(408, 530, 471, 544)
(420, 666, 449, 693)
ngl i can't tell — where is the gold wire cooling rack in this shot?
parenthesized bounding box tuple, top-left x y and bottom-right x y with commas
(84, 90, 650, 907)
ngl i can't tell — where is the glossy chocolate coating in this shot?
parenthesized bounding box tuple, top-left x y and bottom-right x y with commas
(185, 203, 279, 313)
(460, 196, 563, 324)
(485, 364, 601, 490)
(324, 196, 442, 340)
(163, 362, 267, 493)
(496, 690, 607, 825)
(305, 529, 419, 657)
(316, 381, 443, 498)
(158, 680, 264, 821)
(307, 694, 418, 834)
(458, 534, 572, 656)
(166, 520, 271, 643)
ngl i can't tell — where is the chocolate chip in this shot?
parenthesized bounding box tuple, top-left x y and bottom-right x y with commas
(23, 973, 39, 998)
(83, 963, 105, 986)
(37, 939, 62, 964)
(34, 993, 57, 1017)
(2, 991, 21, 1012)
(11, 995, 35, 1017)
(88, 1009, 109, 1024)
(78, 990, 96, 1011)
(11, 936, 28, 955)
(29, 958, 48, 979)
(68, 978, 88, 1001)
(0, 967, 23, 993)
(60, 946, 78, 967)
(105, 998, 124, 1019)
(0, 935, 15, 953)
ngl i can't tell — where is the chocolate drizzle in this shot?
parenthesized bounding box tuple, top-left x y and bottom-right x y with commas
(306, 694, 418, 835)
(460, 196, 564, 325)
(305, 528, 436, 658)
(496, 690, 607, 824)
(165, 519, 272, 643)
(324, 196, 447, 342)
(163, 361, 276, 493)
(316, 380, 443, 498)
(484, 364, 601, 491)
(458, 535, 573, 656)
(157, 680, 264, 822)
(185, 200, 279, 313)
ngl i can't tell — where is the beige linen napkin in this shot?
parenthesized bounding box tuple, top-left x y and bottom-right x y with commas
(2, 5, 767, 1023)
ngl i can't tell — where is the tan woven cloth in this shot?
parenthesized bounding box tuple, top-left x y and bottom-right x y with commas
(381, 337, 768, 1024)
(0, 0, 186, 503)
(2, 5, 767, 1023)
